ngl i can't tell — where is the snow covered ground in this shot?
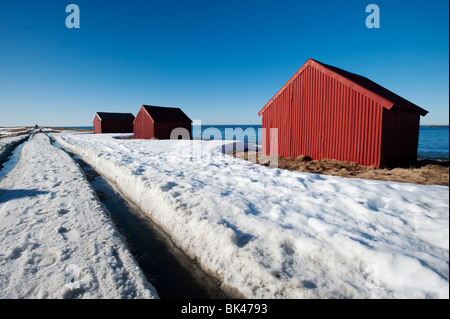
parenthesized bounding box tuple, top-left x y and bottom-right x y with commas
(52, 132, 449, 299)
(0, 127, 30, 137)
(0, 134, 31, 172)
(0, 134, 29, 156)
(0, 133, 158, 299)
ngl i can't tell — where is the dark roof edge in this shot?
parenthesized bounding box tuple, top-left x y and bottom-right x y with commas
(259, 58, 428, 117)
(95, 112, 135, 121)
(140, 105, 192, 123)
(312, 59, 428, 117)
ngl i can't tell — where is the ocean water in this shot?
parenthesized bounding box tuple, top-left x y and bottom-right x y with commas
(192, 124, 262, 144)
(417, 126, 449, 160)
(62, 125, 449, 160)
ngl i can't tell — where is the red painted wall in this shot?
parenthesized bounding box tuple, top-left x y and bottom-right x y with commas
(102, 120, 133, 133)
(93, 114, 134, 134)
(133, 107, 155, 139)
(260, 60, 422, 167)
(380, 108, 420, 167)
(93, 114, 102, 134)
(133, 106, 192, 139)
(154, 122, 192, 139)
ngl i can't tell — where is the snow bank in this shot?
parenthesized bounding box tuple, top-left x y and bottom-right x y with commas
(0, 134, 29, 156)
(53, 133, 449, 299)
(0, 134, 30, 171)
(0, 133, 158, 299)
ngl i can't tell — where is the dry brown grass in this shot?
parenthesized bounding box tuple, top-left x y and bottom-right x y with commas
(233, 151, 449, 186)
(2, 127, 32, 132)
(0, 127, 33, 140)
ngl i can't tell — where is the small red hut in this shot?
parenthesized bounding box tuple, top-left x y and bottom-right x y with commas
(133, 105, 192, 139)
(93, 112, 135, 134)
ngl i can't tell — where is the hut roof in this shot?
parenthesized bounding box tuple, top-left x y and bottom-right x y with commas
(95, 112, 135, 121)
(258, 58, 428, 116)
(141, 105, 192, 123)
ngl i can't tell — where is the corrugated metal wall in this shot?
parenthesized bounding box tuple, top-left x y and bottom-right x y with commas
(155, 122, 192, 139)
(133, 108, 155, 139)
(93, 115, 102, 134)
(261, 64, 386, 167)
(102, 120, 134, 134)
(133, 108, 192, 139)
(93, 114, 134, 134)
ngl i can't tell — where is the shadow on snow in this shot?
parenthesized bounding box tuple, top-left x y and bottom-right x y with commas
(0, 189, 50, 204)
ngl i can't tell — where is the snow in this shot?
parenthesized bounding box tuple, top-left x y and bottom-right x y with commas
(0, 127, 30, 138)
(0, 133, 158, 299)
(51, 132, 449, 299)
(0, 134, 29, 155)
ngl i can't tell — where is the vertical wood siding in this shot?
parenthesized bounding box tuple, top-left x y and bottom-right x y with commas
(133, 108, 155, 139)
(93, 115, 102, 134)
(262, 65, 385, 167)
(133, 107, 192, 139)
(380, 108, 420, 167)
(93, 115, 133, 134)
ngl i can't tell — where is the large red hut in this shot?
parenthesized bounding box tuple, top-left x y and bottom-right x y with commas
(258, 58, 428, 167)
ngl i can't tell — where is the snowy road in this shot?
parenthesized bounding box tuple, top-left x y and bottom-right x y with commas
(53, 132, 449, 299)
(0, 133, 158, 298)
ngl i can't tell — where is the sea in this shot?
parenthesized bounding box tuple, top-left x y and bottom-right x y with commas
(64, 125, 449, 161)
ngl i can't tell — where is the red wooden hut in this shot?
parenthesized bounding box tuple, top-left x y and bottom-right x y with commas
(133, 105, 192, 139)
(258, 58, 428, 167)
(93, 112, 135, 134)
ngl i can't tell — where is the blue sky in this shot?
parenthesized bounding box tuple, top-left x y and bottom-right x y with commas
(0, 0, 448, 126)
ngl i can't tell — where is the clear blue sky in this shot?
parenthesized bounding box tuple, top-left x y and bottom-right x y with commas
(0, 0, 448, 126)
